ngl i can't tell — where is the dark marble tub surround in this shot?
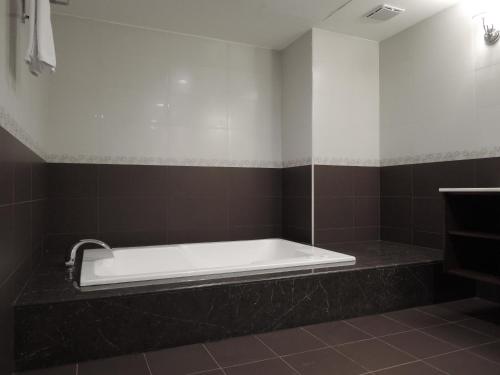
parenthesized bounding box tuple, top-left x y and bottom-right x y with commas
(314, 165, 380, 246)
(282, 165, 312, 244)
(16, 241, 446, 306)
(14, 241, 476, 370)
(0, 126, 47, 375)
(380, 157, 500, 250)
(45, 164, 282, 261)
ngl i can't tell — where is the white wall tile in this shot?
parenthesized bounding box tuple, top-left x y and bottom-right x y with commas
(47, 15, 282, 167)
(380, 3, 500, 164)
(312, 29, 380, 166)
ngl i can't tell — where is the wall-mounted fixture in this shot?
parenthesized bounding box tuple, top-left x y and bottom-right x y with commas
(482, 17, 499, 45)
(465, 0, 500, 45)
(365, 4, 405, 22)
(21, 0, 70, 23)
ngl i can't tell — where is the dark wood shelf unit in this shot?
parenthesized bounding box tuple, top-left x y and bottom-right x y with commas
(448, 230, 500, 241)
(448, 269, 500, 286)
(443, 189, 500, 286)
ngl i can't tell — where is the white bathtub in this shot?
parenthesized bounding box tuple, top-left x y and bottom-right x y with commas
(79, 239, 356, 287)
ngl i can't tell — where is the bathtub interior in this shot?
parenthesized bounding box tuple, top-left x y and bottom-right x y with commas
(80, 239, 356, 288)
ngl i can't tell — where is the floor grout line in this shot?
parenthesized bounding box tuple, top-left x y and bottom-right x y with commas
(202, 344, 227, 375)
(142, 353, 153, 375)
(252, 335, 300, 374)
(299, 326, 372, 373)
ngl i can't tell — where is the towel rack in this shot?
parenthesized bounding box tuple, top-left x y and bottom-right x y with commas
(22, 0, 70, 23)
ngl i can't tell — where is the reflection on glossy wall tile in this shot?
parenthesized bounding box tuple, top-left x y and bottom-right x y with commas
(47, 15, 282, 167)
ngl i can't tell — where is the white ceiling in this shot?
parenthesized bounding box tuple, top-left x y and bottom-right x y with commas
(320, 0, 461, 42)
(52, 0, 462, 49)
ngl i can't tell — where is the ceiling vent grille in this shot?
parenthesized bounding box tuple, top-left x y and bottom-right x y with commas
(365, 4, 405, 21)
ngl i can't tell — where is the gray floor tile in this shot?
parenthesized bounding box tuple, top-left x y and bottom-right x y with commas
(426, 350, 500, 375)
(257, 328, 325, 356)
(284, 347, 366, 375)
(205, 335, 275, 367)
(224, 359, 297, 375)
(421, 323, 495, 348)
(381, 330, 457, 359)
(145, 344, 218, 375)
(347, 315, 411, 337)
(335, 339, 414, 371)
(304, 321, 372, 346)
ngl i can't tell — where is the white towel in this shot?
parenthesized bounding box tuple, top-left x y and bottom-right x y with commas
(25, 0, 56, 76)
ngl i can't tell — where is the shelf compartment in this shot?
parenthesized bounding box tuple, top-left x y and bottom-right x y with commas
(448, 268, 500, 286)
(448, 230, 500, 241)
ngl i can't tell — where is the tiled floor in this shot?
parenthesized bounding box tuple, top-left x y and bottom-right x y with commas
(18, 298, 500, 375)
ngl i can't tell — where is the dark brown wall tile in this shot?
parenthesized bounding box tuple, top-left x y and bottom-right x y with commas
(381, 165, 412, 197)
(283, 226, 311, 244)
(99, 165, 167, 197)
(283, 166, 312, 244)
(100, 197, 166, 232)
(48, 164, 98, 198)
(381, 197, 411, 228)
(314, 165, 353, 197)
(413, 160, 475, 198)
(413, 198, 444, 234)
(475, 158, 500, 187)
(168, 227, 230, 245)
(0, 206, 14, 284)
(381, 227, 412, 244)
(169, 167, 228, 197)
(31, 201, 46, 255)
(48, 198, 99, 234)
(229, 197, 281, 227)
(413, 231, 443, 249)
(283, 166, 311, 197)
(0, 128, 14, 205)
(14, 159, 31, 203)
(229, 225, 281, 241)
(354, 167, 380, 197)
(0, 129, 47, 375)
(354, 197, 380, 227)
(315, 228, 355, 244)
(31, 162, 48, 200)
(229, 168, 282, 197)
(168, 196, 227, 230)
(13, 203, 32, 269)
(283, 197, 309, 228)
(100, 231, 166, 248)
(355, 227, 380, 241)
(315, 197, 354, 229)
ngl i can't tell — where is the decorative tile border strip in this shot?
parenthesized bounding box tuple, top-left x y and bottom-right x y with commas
(282, 158, 312, 168)
(380, 147, 500, 166)
(314, 156, 379, 167)
(0, 105, 47, 160)
(46, 153, 284, 168)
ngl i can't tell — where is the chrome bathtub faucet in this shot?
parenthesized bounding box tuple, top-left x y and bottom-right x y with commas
(66, 239, 111, 267)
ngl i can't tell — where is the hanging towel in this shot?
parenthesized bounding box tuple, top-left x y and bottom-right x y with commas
(25, 0, 56, 76)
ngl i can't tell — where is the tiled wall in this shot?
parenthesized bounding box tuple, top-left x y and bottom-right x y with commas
(48, 15, 282, 168)
(282, 166, 312, 244)
(381, 157, 500, 250)
(314, 165, 380, 246)
(0, 127, 47, 375)
(45, 164, 282, 258)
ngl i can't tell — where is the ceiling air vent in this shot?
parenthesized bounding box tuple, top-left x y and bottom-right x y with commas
(365, 4, 405, 21)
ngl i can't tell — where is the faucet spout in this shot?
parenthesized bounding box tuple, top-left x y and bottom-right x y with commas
(66, 239, 111, 267)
